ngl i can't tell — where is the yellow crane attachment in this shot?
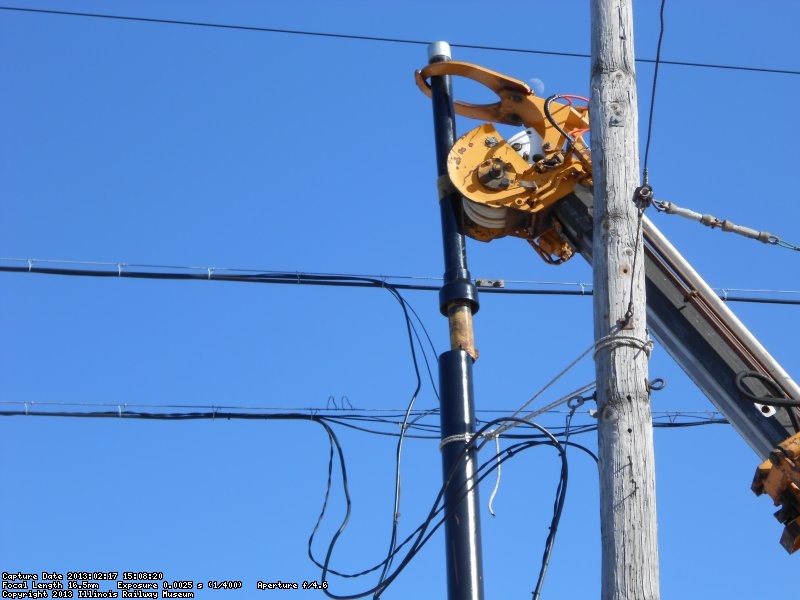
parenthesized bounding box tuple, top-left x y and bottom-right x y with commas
(753, 431, 800, 553)
(415, 61, 592, 264)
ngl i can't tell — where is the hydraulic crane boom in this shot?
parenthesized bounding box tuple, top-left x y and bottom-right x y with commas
(416, 59, 800, 552)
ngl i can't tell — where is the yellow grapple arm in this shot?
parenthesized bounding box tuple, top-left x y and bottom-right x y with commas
(416, 61, 592, 264)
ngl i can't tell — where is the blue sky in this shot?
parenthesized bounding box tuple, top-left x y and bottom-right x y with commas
(1, 1, 799, 598)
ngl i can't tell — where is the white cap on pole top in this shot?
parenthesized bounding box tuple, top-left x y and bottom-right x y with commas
(428, 41, 451, 60)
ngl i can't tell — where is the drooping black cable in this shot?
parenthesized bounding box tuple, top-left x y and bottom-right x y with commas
(232, 273, 440, 592)
(531, 405, 575, 600)
(322, 427, 563, 598)
(735, 370, 800, 408)
(543, 95, 590, 165)
(302, 416, 573, 599)
(313, 416, 438, 439)
(0, 407, 357, 585)
(303, 418, 599, 592)
(373, 288, 423, 598)
(401, 300, 440, 401)
(642, 0, 667, 178)
(6, 263, 800, 304)
(310, 276, 438, 596)
(306, 418, 353, 582)
(3, 407, 731, 598)
(283, 277, 433, 589)
(735, 370, 800, 433)
(453, 418, 570, 600)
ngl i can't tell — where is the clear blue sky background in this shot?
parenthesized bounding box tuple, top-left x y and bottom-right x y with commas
(2, 1, 799, 598)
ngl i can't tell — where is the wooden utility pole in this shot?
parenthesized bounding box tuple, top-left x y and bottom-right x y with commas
(589, 1, 660, 599)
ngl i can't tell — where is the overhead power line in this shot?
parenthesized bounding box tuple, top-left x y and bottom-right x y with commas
(642, 0, 667, 179)
(2, 259, 800, 305)
(1, 6, 799, 77)
(0, 400, 727, 422)
(0, 406, 721, 598)
(0, 261, 592, 297)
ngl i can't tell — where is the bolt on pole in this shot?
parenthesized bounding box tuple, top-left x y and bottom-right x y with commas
(426, 40, 485, 600)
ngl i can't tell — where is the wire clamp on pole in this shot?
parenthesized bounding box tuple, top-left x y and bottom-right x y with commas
(439, 432, 474, 452)
(27, 259, 34, 272)
(566, 394, 587, 410)
(593, 333, 653, 359)
(636, 168, 654, 210)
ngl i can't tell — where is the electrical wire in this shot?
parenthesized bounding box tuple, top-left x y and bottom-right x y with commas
(735, 370, 800, 433)
(2, 6, 799, 76)
(373, 286, 426, 598)
(0, 401, 727, 433)
(530, 409, 575, 600)
(0, 407, 727, 437)
(735, 371, 800, 408)
(543, 94, 590, 165)
(291, 274, 441, 596)
(0, 408, 727, 596)
(0, 407, 586, 598)
(4, 264, 447, 593)
(620, 195, 649, 327)
(4, 260, 800, 304)
(442, 418, 570, 600)
(0, 262, 584, 296)
(642, 0, 667, 178)
(527, 398, 596, 600)
(297, 415, 579, 598)
(312, 416, 573, 599)
(775, 239, 800, 252)
(2, 261, 446, 398)
(306, 418, 353, 592)
(401, 300, 440, 401)
(492, 332, 599, 439)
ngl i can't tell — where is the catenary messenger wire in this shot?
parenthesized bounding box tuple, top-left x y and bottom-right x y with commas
(1, 6, 799, 76)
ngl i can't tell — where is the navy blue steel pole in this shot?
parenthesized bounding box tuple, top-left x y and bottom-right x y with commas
(427, 41, 485, 600)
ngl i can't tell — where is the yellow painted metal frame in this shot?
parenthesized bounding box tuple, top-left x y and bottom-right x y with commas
(416, 61, 591, 263)
(753, 431, 800, 553)
(415, 61, 590, 147)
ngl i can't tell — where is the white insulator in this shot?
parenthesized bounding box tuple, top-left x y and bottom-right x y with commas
(463, 199, 507, 229)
